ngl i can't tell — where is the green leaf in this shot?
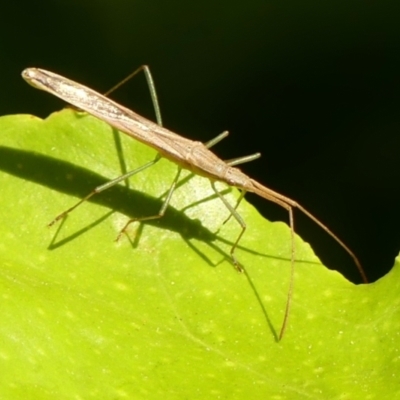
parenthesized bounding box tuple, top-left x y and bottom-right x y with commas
(0, 110, 398, 399)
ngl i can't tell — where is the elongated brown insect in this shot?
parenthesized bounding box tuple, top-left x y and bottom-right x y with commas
(22, 67, 367, 339)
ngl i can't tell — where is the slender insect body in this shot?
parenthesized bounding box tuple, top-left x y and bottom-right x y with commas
(23, 69, 257, 189)
(22, 66, 367, 340)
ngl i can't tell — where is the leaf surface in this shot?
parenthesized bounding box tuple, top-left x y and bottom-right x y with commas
(0, 111, 398, 399)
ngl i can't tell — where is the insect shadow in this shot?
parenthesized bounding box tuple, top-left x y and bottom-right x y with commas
(1, 144, 297, 339)
(0, 145, 290, 266)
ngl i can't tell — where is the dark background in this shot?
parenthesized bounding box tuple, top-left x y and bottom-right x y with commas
(1, 1, 399, 283)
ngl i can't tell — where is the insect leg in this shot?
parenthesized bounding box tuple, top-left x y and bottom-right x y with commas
(107, 66, 183, 237)
(278, 206, 295, 341)
(48, 155, 163, 226)
(104, 65, 163, 127)
(204, 131, 229, 148)
(221, 153, 261, 225)
(211, 181, 247, 272)
(116, 167, 183, 240)
(50, 66, 166, 227)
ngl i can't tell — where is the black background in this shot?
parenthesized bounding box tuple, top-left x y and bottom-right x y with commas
(1, 0, 399, 283)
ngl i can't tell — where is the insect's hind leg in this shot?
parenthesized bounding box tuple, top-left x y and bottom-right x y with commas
(278, 206, 295, 341)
